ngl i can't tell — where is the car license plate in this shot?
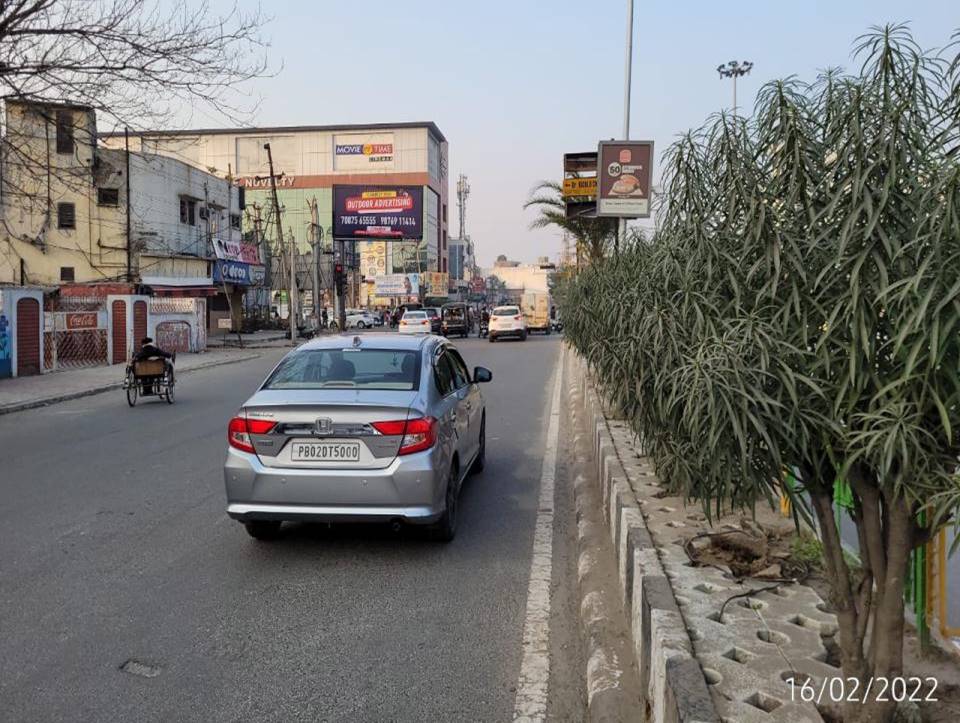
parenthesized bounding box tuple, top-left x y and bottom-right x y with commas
(290, 441, 361, 462)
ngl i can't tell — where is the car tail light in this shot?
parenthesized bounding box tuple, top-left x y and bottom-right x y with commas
(514, 315, 522, 321)
(228, 416, 276, 454)
(371, 417, 437, 455)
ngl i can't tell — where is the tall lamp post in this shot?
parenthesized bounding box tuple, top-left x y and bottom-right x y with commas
(717, 60, 753, 114)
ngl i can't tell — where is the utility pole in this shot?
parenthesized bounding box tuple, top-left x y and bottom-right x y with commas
(717, 60, 753, 114)
(619, 0, 634, 250)
(264, 142, 296, 343)
(308, 198, 324, 330)
(124, 127, 132, 281)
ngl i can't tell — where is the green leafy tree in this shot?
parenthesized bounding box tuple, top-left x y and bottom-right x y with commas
(524, 180, 618, 264)
(560, 25, 960, 723)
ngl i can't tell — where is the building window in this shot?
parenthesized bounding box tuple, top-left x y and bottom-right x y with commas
(57, 202, 76, 229)
(442, 230, 447, 250)
(180, 197, 197, 226)
(442, 203, 447, 223)
(230, 213, 241, 230)
(60, 266, 75, 282)
(97, 188, 119, 206)
(55, 110, 74, 154)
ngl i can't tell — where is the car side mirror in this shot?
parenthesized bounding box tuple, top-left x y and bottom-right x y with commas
(473, 366, 492, 383)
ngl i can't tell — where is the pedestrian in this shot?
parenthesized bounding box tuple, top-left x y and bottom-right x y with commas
(321, 307, 329, 330)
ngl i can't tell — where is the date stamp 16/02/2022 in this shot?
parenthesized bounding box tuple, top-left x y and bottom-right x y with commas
(786, 676, 938, 705)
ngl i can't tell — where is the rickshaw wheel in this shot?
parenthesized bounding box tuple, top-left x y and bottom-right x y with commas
(126, 373, 138, 407)
(164, 370, 175, 404)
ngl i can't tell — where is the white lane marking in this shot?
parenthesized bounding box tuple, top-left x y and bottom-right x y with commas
(513, 347, 564, 721)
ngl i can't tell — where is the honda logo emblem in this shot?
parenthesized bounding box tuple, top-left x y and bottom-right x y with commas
(315, 417, 333, 435)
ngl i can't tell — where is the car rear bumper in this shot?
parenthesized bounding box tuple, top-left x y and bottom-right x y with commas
(223, 447, 445, 524)
(490, 328, 525, 338)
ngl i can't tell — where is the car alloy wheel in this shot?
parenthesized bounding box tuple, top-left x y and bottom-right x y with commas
(471, 415, 486, 474)
(433, 463, 459, 542)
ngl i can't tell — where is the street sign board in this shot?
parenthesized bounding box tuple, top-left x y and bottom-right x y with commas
(563, 151, 598, 220)
(596, 141, 654, 218)
(562, 177, 597, 199)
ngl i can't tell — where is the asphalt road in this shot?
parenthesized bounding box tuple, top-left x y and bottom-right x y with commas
(0, 333, 585, 721)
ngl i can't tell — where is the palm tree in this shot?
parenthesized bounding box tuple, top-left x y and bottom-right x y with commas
(524, 181, 618, 265)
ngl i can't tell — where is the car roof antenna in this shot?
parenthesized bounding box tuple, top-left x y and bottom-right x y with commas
(352, 336, 362, 348)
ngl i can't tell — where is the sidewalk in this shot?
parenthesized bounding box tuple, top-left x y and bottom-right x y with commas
(206, 329, 289, 348)
(0, 349, 262, 415)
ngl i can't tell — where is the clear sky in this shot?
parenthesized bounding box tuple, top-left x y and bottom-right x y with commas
(226, 0, 954, 267)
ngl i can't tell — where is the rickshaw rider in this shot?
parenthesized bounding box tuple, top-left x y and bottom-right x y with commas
(134, 337, 174, 394)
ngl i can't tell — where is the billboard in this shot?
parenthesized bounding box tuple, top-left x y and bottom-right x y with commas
(373, 273, 420, 296)
(597, 141, 654, 218)
(212, 238, 261, 264)
(333, 185, 423, 239)
(360, 241, 390, 280)
(423, 272, 449, 297)
(334, 133, 395, 171)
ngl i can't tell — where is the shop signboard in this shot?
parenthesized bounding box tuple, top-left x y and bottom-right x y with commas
(333, 133, 395, 171)
(597, 141, 654, 218)
(373, 274, 420, 297)
(333, 185, 423, 239)
(213, 260, 266, 287)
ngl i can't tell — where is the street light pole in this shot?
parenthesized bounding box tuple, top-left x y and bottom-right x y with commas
(619, 0, 634, 249)
(717, 60, 753, 115)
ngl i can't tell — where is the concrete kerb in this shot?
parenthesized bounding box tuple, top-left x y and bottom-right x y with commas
(569, 357, 642, 722)
(0, 353, 261, 416)
(569, 350, 720, 723)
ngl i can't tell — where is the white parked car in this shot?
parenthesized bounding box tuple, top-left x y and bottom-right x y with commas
(398, 310, 432, 334)
(489, 305, 527, 342)
(345, 310, 378, 329)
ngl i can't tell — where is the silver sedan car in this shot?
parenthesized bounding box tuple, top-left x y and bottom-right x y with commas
(224, 333, 491, 542)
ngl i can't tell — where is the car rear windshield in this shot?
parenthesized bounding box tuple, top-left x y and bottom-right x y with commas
(263, 349, 420, 390)
(493, 307, 519, 316)
(443, 307, 465, 319)
(404, 311, 426, 319)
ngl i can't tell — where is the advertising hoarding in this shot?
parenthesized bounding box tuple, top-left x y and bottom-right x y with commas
(333, 133, 395, 171)
(373, 274, 420, 297)
(360, 241, 389, 280)
(333, 185, 424, 239)
(213, 238, 261, 264)
(423, 272, 449, 297)
(597, 141, 654, 218)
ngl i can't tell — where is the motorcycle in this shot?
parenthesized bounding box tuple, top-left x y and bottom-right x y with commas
(478, 320, 489, 338)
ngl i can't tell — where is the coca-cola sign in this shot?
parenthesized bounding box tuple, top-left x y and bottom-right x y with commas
(333, 185, 423, 239)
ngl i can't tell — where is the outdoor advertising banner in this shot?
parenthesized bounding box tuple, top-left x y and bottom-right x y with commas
(424, 272, 449, 297)
(333, 185, 423, 239)
(213, 238, 262, 264)
(361, 241, 390, 280)
(373, 274, 420, 297)
(597, 141, 654, 218)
